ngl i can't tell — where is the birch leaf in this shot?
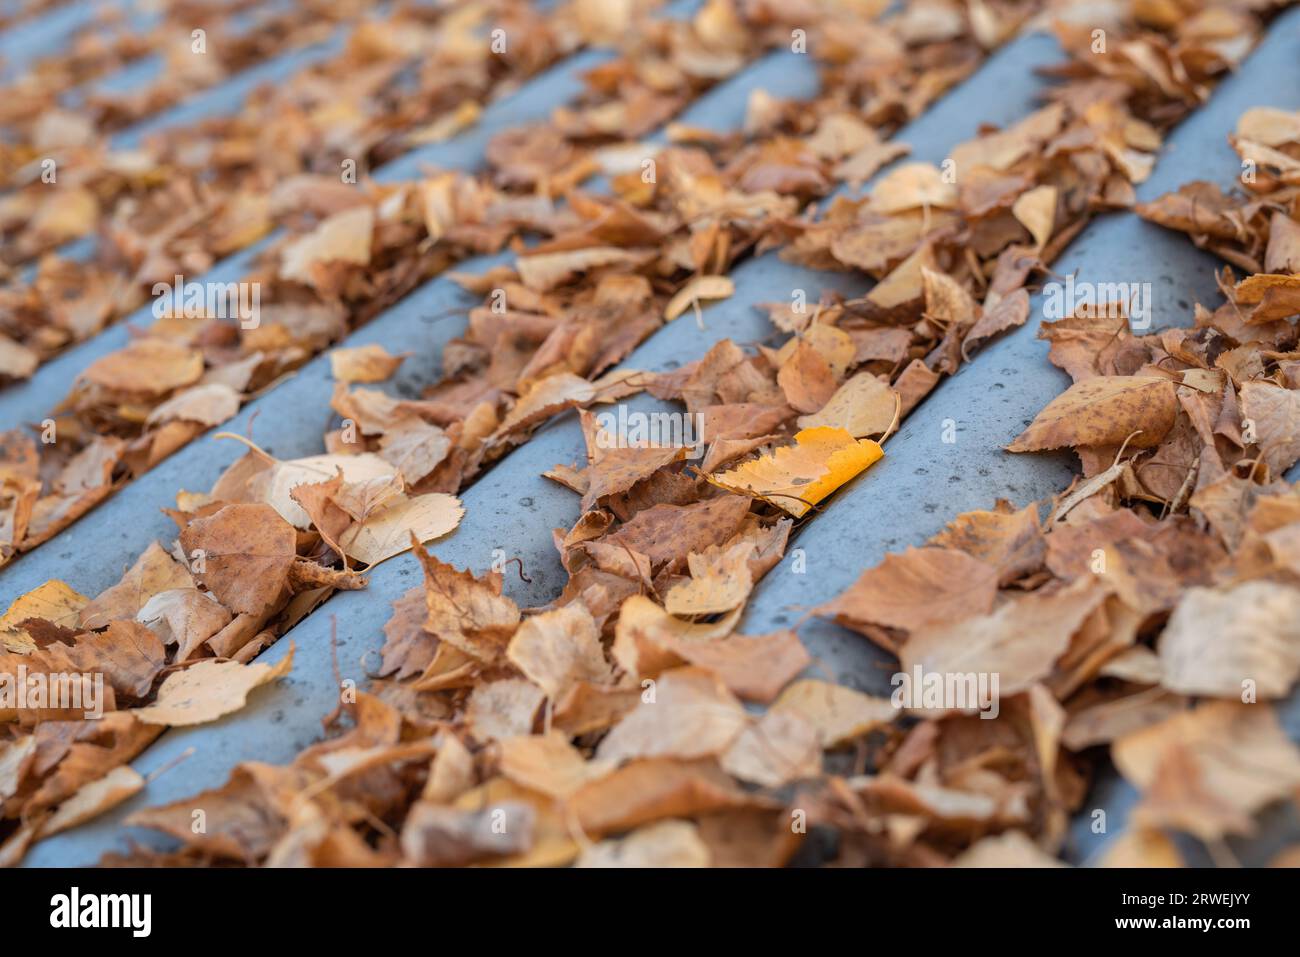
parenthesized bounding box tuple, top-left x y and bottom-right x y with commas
(709, 426, 883, 517)
(135, 646, 294, 726)
(340, 493, 464, 567)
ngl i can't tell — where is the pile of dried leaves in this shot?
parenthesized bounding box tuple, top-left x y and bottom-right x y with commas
(0, 427, 465, 864)
(16, 4, 1275, 869)
(0, 0, 1036, 565)
(3, 1, 1294, 868)
(0, 0, 583, 367)
(0, 0, 1040, 866)
(0, 0, 367, 165)
(811, 103, 1300, 867)
(1137, 104, 1300, 274)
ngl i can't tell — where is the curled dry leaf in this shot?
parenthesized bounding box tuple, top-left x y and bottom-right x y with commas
(506, 603, 613, 699)
(179, 503, 298, 616)
(134, 647, 294, 726)
(709, 426, 883, 518)
(39, 766, 146, 840)
(329, 344, 407, 384)
(240, 450, 399, 530)
(136, 588, 233, 663)
(796, 372, 898, 437)
(1008, 376, 1178, 452)
(413, 543, 519, 666)
(817, 546, 1000, 636)
(280, 206, 375, 288)
(664, 275, 735, 322)
(79, 541, 193, 629)
(1158, 581, 1300, 699)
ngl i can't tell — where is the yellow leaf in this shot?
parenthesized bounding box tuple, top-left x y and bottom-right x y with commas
(134, 646, 295, 726)
(1, 580, 90, 653)
(329, 343, 407, 384)
(797, 372, 898, 437)
(280, 207, 374, 287)
(870, 162, 956, 214)
(708, 426, 883, 518)
(1012, 185, 1057, 250)
(40, 766, 145, 839)
(664, 275, 735, 322)
(340, 493, 464, 567)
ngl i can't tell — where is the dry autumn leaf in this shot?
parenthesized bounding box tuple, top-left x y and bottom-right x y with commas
(413, 543, 519, 666)
(664, 275, 735, 322)
(338, 494, 464, 567)
(506, 603, 613, 699)
(797, 372, 898, 437)
(710, 426, 883, 517)
(1, 580, 89, 653)
(179, 504, 298, 616)
(900, 577, 1109, 697)
(596, 668, 750, 766)
(771, 680, 896, 747)
(1113, 702, 1300, 842)
(1158, 582, 1300, 699)
(1008, 376, 1178, 451)
(135, 647, 294, 726)
(8, 0, 1298, 877)
(329, 344, 408, 384)
(818, 546, 1000, 635)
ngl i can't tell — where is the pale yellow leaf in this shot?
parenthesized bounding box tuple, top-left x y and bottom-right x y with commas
(135, 646, 295, 726)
